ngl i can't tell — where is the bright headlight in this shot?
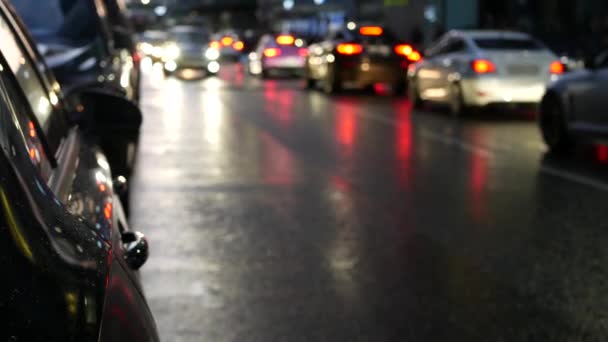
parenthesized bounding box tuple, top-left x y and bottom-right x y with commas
(152, 46, 164, 58)
(205, 48, 220, 60)
(165, 45, 181, 59)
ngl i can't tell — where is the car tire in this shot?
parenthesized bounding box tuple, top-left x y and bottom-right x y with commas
(393, 81, 407, 96)
(540, 95, 571, 152)
(261, 68, 272, 79)
(408, 79, 423, 109)
(449, 83, 467, 117)
(305, 77, 316, 89)
(323, 65, 342, 95)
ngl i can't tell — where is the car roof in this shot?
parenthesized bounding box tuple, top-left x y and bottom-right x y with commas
(451, 30, 532, 40)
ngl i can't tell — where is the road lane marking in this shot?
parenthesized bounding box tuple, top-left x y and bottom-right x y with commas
(419, 129, 493, 158)
(541, 165, 608, 192)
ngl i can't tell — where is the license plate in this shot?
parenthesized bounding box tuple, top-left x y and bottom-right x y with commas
(367, 45, 390, 56)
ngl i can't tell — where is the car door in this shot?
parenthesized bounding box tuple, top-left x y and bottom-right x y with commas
(435, 37, 469, 100)
(571, 53, 608, 128)
(417, 35, 449, 100)
(0, 3, 158, 340)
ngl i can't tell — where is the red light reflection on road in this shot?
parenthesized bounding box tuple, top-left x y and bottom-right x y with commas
(261, 134, 294, 185)
(394, 100, 413, 188)
(468, 131, 489, 223)
(596, 145, 608, 164)
(264, 81, 293, 127)
(394, 100, 413, 160)
(335, 104, 357, 150)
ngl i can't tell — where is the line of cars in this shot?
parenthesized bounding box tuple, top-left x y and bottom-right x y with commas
(0, 0, 159, 340)
(137, 27, 249, 77)
(250, 24, 608, 157)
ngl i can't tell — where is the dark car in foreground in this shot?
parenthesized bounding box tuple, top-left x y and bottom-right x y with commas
(0, 1, 158, 340)
(539, 50, 608, 152)
(11, 0, 141, 179)
(305, 24, 421, 94)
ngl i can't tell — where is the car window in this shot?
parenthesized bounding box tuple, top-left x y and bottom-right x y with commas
(0, 62, 53, 180)
(11, 0, 101, 47)
(445, 39, 467, 53)
(0, 12, 54, 131)
(425, 35, 449, 57)
(473, 38, 543, 50)
(171, 30, 208, 44)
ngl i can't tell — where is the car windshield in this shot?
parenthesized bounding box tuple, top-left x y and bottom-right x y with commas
(473, 38, 543, 50)
(11, 0, 99, 46)
(172, 30, 208, 44)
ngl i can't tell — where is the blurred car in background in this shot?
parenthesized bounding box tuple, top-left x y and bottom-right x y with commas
(138, 30, 169, 63)
(248, 33, 308, 78)
(12, 0, 143, 211)
(408, 30, 563, 116)
(0, 1, 158, 340)
(162, 25, 220, 76)
(210, 31, 244, 61)
(539, 50, 608, 152)
(305, 24, 420, 94)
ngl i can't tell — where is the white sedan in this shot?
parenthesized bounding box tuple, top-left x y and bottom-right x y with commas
(408, 30, 564, 116)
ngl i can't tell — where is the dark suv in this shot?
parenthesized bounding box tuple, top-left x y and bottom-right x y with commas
(0, 1, 158, 340)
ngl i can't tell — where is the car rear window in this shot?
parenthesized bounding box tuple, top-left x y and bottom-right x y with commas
(473, 38, 543, 50)
(172, 30, 208, 44)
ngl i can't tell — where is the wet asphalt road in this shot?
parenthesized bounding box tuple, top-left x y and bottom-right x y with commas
(131, 63, 608, 341)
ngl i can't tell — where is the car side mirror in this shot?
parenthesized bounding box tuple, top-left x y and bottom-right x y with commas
(122, 231, 149, 270)
(67, 86, 142, 141)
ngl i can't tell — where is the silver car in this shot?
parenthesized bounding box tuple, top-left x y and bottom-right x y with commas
(408, 30, 563, 116)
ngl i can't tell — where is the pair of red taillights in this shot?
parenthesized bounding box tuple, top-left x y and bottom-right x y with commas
(334, 43, 422, 62)
(471, 59, 564, 74)
(263, 43, 422, 61)
(209, 38, 244, 51)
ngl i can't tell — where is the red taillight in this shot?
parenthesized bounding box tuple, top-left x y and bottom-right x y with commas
(395, 44, 413, 57)
(221, 37, 233, 46)
(276, 35, 295, 45)
(210, 41, 221, 49)
(336, 43, 363, 55)
(263, 48, 281, 58)
(472, 59, 496, 74)
(233, 41, 244, 51)
(359, 26, 383, 36)
(298, 48, 308, 57)
(132, 51, 142, 64)
(549, 61, 564, 74)
(407, 51, 422, 62)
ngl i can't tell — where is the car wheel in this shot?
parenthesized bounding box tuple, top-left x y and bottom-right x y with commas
(449, 83, 467, 117)
(261, 68, 272, 79)
(305, 77, 316, 89)
(408, 79, 423, 109)
(393, 81, 407, 96)
(540, 96, 571, 152)
(323, 65, 342, 94)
